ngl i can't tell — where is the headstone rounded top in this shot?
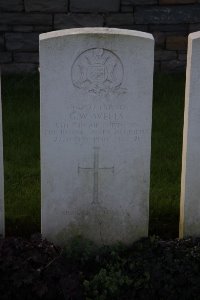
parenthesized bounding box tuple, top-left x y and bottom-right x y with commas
(40, 24, 154, 245)
(39, 27, 154, 42)
(188, 31, 200, 41)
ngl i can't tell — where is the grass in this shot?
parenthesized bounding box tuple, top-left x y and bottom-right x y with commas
(1, 73, 185, 238)
(150, 73, 185, 238)
(2, 75, 40, 236)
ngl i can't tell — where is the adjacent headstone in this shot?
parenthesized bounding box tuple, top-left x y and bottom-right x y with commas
(0, 71, 4, 237)
(180, 31, 200, 238)
(40, 28, 154, 245)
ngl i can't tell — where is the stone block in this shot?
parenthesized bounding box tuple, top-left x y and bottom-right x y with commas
(154, 61, 161, 72)
(135, 6, 200, 24)
(70, 0, 120, 12)
(121, 0, 157, 4)
(0, 74, 4, 237)
(189, 23, 200, 32)
(0, 0, 23, 12)
(0, 25, 11, 31)
(0, 52, 12, 63)
(0, 35, 4, 50)
(178, 52, 187, 60)
(159, 0, 196, 4)
(152, 32, 166, 48)
(105, 14, 134, 26)
(155, 49, 177, 61)
(13, 25, 34, 32)
(121, 0, 132, 4)
(14, 52, 39, 63)
(33, 26, 53, 33)
(121, 5, 133, 12)
(149, 24, 188, 32)
(161, 59, 186, 72)
(54, 14, 104, 29)
(166, 36, 187, 50)
(25, 0, 68, 12)
(164, 31, 189, 36)
(119, 24, 148, 31)
(1, 63, 38, 74)
(0, 13, 52, 25)
(5, 33, 39, 51)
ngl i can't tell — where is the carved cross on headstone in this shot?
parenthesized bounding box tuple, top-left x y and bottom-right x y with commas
(78, 147, 114, 204)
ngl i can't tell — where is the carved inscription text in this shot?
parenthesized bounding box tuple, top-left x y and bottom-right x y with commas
(45, 104, 148, 146)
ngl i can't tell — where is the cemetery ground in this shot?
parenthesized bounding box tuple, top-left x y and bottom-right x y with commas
(2, 73, 199, 300)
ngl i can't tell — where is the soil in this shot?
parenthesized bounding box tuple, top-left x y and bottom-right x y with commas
(0, 234, 83, 300)
(1, 235, 200, 299)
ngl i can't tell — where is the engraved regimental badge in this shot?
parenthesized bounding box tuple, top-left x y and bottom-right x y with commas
(71, 48, 126, 96)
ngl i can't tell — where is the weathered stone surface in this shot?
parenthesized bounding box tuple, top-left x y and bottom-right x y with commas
(13, 25, 34, 32)
(5, 33, 39, 51)
(0, 0, 195, 74)
(167, 30, 188, 35)
(1, 63, 38, 74)
(166, 36, 187, 50)
(0, 74, 4, 237)
(164, 31, 188, 37)
(135, 6, 200, 24)
(0, 25, 11, 31)
(149, 24, 188, 32)
(0, 52, 12, 63)
(105, 14, 134, 26)
(0, 36, 4, 51)
(25, 0, 68, 12)
(161, 59, 185, 72)
(14, 52, 39, 63)
(121, 0, 132, 4)
(178, 52, 187, 60)
(54, 14, 104, 29)
(70, 0, 120, 12)
(180, 32, 200, 238)
(119, 24, 148, 31)
(33, 26, 53, 32)
(0, 13, 52, 25)
(189, 23, 200, 32)
(159, 0, 195, 4)
(155, 49, 177, 61)
(152, 32, 166, 48)
(40, 28, 154, 245)
(154, 61, 160, 72)
(0, 0, 23, 12)
(121, 5, 133, 12)
(122, 0, 157, 4)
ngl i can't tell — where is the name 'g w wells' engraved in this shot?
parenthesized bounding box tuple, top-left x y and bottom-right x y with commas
(71, 48, 126, 96)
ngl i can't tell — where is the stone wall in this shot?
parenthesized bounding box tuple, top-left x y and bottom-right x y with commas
(0, 0, 200, 73)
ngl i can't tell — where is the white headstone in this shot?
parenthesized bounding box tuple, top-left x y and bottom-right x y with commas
(180, 31, 200, 238)
(0, 71, 4, 237)
(40, 28, 154, 245)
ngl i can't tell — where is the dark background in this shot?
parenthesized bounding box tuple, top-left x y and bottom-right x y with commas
(0, 0, 199, 73)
